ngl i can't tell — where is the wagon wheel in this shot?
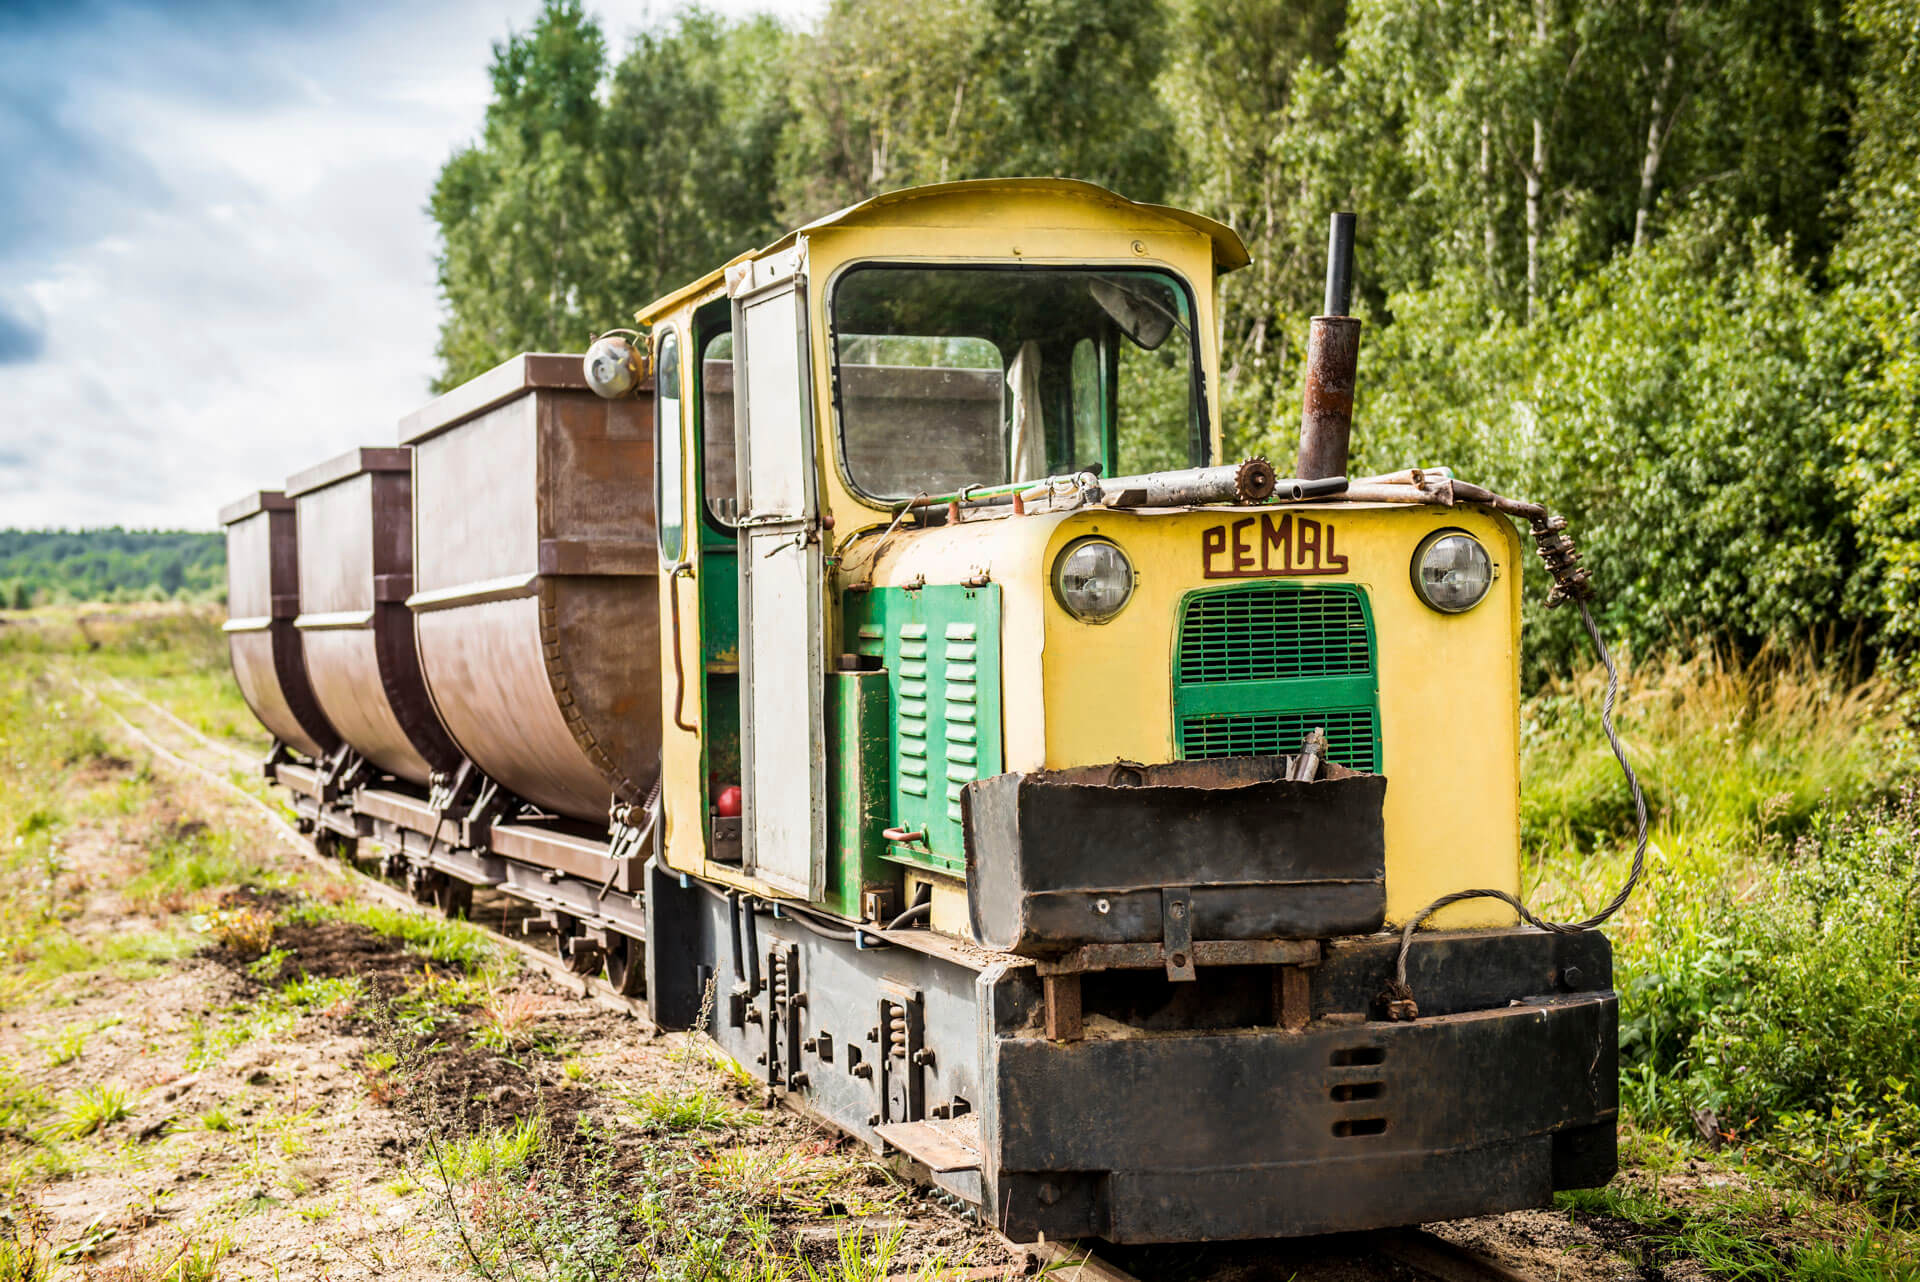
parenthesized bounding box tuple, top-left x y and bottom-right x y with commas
(432, 876, 473, 921)
(601, 931, 645, 997)
(409, 869, 439, 906)
(550, 914, 602, 976)
(313, 831, 351, 861)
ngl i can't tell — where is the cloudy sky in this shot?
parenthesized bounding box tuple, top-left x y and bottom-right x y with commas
(0, 0, 819, 531)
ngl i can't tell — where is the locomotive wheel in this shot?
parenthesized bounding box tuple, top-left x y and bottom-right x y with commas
(601, 931, 644, 997)
(433, 876, 473, 920)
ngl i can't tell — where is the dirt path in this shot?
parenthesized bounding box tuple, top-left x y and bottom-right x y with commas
(0, 664, 1027, 1280)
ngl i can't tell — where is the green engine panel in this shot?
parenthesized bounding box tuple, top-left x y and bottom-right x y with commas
(845, 584, 1003, 876)
(822, 670, 899, 919)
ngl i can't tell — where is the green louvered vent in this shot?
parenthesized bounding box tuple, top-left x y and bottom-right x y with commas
(1174, 583, 1381, 773)
(940, 621, 983, 827)
(846, 585, 1001, 877)
(897, 623, 931, 804)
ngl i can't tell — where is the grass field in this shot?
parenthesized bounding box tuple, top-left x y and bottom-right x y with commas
(0, 604, 1916, 1278)
(0, 608, 1018, 1280)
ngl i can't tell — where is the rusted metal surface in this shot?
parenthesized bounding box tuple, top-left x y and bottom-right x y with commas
(1296, 315, 1362, 481)
(219, 491, 339, 759)
(1297, 214, 1363, 482)
(994, 990, 1617, 1242)
(489, 819, 640, 894)
(401, 353, 660, 822)
(1094, 458, 1282, 508)
(1042, 973, 1082, 1042)
(286, 448, 461, 788)
(962, 755, 1384, 957)
(1277, 963, 1313, 1032)
(1288, 728, 1328, 782)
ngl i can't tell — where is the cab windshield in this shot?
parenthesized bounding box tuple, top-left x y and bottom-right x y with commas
(830, 265, 1207, 501)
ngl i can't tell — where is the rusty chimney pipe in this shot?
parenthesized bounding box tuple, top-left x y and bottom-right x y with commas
(1296, 212, 1362, 482)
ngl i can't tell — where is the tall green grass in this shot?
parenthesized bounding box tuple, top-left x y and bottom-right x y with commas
(1523, 645, 1908, 860)
(1524, 646, 1920, 1223)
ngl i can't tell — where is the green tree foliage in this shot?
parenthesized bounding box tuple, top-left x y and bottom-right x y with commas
(776, 0, 992, 214)
(964, 0, 1176, 201)
(0, 530, 223, 607)
(432, 3, 799, 389)
(430, 0, 1920, 669)
(432, 1, 614, 388)
(1161, 0, 1348, 433)
(1352, 209, 1855, 669)
(1830, 0, 1920, 645)
(774, 0, 1175, 217)
(604, 12, 794, 285)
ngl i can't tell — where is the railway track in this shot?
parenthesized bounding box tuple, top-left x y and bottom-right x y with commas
(74, 670, 1554, 1282)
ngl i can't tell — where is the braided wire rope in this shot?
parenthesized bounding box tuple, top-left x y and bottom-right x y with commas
(1391, 596, 1650, 999)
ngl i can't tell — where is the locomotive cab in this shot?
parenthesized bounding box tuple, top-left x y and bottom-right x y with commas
(631, 180, 1618, 1242)
(641, 182, 1527, 940)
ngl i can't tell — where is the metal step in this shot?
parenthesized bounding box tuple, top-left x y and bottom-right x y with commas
(875, 1116, 983, 1173)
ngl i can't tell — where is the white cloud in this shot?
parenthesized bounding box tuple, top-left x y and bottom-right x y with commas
(0, 0, 823, 530)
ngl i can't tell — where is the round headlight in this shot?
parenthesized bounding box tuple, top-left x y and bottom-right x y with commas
(1052, 537, 1134, 622)
(1411, 530, 1494, 613)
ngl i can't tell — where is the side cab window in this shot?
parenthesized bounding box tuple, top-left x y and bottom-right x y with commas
(700, 328, 738, 528)
(655, 328, 685, 563)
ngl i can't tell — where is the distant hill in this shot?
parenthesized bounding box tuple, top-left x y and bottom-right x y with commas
(0, 529, 224, 609)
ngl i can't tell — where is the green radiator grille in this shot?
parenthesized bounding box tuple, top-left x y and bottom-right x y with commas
(1174, 583, 1381, 773)
(1179, 709, 1378, 772)
(1178, 587, 1371, 683)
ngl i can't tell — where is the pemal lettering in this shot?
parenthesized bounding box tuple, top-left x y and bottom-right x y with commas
(1261, 513, 1291, 565)
(1201, 513, 1350, 579)
(1232, 518, 1256, 573)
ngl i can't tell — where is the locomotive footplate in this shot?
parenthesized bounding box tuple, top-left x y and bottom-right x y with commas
(646, 863, 1616, 1245)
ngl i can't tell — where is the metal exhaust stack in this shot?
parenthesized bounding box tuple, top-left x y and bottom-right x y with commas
(1296, 212, 1362, 482)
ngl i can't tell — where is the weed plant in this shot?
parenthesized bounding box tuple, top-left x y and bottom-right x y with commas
(126, 824, 278, 913)
(1523, 644, 1908, 859)
(49, 1082, 135, 1139)
(1616, 792, 1920, 1215)
(283, 899, 500, 978)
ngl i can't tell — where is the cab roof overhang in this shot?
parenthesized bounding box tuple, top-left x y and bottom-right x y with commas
(634, 178, 1250, 325)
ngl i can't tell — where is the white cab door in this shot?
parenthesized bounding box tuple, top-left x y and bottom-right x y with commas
(731, 247, 825, 898)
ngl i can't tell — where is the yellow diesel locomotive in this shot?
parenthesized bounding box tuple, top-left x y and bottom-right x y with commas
(224, 179, 1633, 1244)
